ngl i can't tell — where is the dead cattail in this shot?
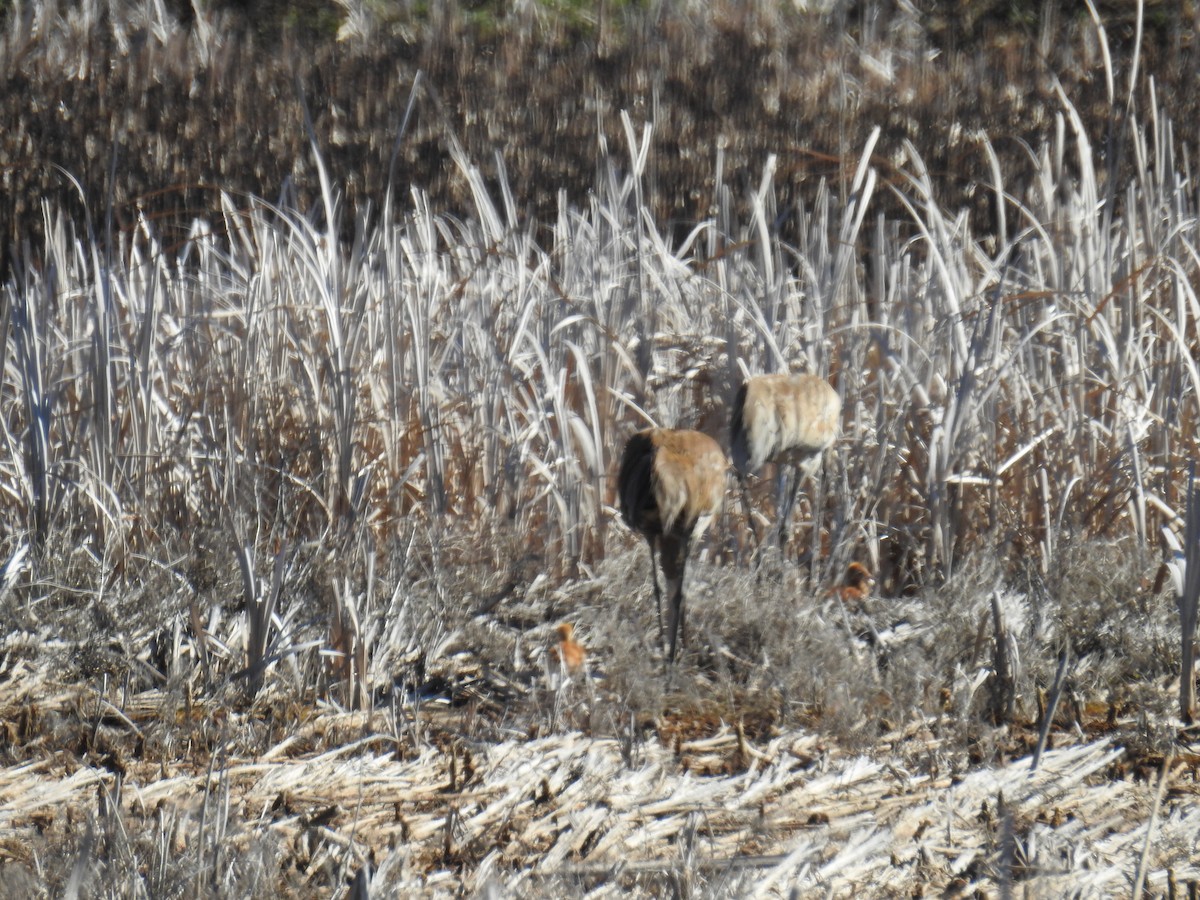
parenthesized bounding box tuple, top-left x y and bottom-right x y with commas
(618, 428, 727, 664)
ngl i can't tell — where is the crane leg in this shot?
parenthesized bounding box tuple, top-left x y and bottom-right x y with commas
(661, 533, 690, 664)
(647, 537, 664, 644)
(777, 466, 803, 559)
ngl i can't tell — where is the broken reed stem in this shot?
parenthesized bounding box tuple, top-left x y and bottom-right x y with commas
(1131, 748, 1174, 900)
(1031, 647, 1071, 772)
(990, 591, 1015, 725)
(1179, 469, 1200, 723)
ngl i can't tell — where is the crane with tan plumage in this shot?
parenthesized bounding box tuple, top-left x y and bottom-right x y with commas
(618, 428, 727, 664)
(730, 373, 841, 558)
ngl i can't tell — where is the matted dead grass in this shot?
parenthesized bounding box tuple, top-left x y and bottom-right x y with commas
(1, 541, 1198, 897)
(2, 633, 1199, 897)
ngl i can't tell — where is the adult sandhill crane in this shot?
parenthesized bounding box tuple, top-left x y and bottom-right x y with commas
(730, 373, 840, 556)
(618, 428, 726, 664)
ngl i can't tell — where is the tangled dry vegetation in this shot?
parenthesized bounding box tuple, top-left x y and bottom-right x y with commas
(4, 0, 1200, 896)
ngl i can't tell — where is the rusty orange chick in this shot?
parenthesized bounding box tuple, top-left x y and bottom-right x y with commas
(834, 562, 876, 611)
(550, 623, 586, 677)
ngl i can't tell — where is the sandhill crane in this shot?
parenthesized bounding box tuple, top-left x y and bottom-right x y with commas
(730, 373, 840, 557)
(550, 623, 586, 677)
(835, 561, 876, 612)
(618, 428, 726, 664)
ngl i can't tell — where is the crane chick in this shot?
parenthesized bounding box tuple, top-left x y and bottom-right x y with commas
(835, 561, 876, 612)
(550, 623, 586, 677)
(730, 373, 840, 554)
(618, 428, 726, 664)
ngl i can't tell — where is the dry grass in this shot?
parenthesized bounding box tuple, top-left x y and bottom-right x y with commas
(4, 1, 1200, 895)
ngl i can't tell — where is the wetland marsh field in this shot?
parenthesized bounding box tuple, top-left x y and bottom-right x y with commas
(3, 1, 1200, 895)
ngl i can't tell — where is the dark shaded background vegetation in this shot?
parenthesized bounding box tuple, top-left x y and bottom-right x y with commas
(4, 0, 1198, 275)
